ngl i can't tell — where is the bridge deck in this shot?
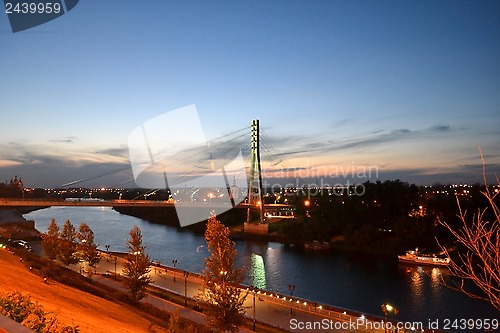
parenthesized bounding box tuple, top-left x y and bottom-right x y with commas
(0, 199, 291, 209)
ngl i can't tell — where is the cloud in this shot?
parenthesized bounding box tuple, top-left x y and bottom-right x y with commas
(392, 128, 412, 135)
(0, 159, 23, 168)
(330, 118, 351, 128)
(0, 153, 132, 188)
(49, 136, 77, 143)
(96, 146, 129, 158)
(459, 153, 499, 163)
(1, 122, 480, 187)
(266, 124, 454, 160)
(458, 163, 500, 173)
(1, 140, 133, 165)
(428, 125, 450, 132)
(0, 137, 168, 187)
(275, 129, 414, 157)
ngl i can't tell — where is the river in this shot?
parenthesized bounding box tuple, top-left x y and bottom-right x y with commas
(24, 206, 498, 331)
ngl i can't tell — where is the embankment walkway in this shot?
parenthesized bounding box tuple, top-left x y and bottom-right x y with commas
(75, 254, 405, 333)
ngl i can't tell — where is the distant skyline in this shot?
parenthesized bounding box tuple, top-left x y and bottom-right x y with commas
(1, 1, 499, 188)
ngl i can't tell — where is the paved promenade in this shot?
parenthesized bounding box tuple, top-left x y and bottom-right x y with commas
(93, 275, 254, 333)
(74, 254, 394, 333)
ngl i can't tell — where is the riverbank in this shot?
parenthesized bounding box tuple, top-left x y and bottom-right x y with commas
(113, 206, 406, 259)
(0, 209, 41, 240)
(0, 247, 171, 332)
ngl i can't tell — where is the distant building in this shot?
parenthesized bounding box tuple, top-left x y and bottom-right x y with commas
(0, 176, 24, 198)
(230, 177, 239, 200)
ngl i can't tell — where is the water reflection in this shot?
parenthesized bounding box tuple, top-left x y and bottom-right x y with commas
(410, 266, 424, 297)
(430, 267, 444, 299)
(249, 253, 266, 289)
(400, 264, 451, 320)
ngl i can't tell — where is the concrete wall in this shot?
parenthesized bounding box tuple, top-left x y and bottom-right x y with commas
(0, 314, 34, 333)
(244, 223, 268, 235)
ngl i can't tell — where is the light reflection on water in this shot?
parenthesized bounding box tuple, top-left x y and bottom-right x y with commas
(249, 254, 266, 289)
(25, 207, 498, 330)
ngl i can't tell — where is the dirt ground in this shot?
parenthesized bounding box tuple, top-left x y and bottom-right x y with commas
(0, 248, 168, 333)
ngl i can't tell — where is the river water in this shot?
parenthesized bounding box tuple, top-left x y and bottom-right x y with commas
(24, 207, 498, 331)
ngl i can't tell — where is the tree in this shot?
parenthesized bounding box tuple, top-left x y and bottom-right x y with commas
(197, 214, 247, 332)
(123, 226, 151, 302)
(42, 219, 59, 260)
(0, 290, 79, 333)
(438, 161, 500, 312)
(57, 220, 79, 266)
(77, 223, 101, 268)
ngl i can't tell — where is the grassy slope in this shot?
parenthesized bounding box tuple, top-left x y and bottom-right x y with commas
(0, 249, 168, 333)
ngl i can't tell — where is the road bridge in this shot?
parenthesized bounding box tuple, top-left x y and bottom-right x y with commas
(0, 198, 291, 210)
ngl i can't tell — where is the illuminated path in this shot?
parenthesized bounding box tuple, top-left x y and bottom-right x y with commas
(82, 255, 398, 333)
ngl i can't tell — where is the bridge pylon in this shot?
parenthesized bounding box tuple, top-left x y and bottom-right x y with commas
(247, 119, 265, 224)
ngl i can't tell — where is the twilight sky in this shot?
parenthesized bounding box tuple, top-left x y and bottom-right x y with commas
(1, 0, 499, 188)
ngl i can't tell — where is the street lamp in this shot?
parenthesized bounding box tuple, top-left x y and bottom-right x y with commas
(183, 270, 189, 307)
(381, 303, 398, 333)
(113, 256, 118, 280)
(288, 284, 296, 315)
(304, 200, 311, 217)
(172, 259, 178, 282)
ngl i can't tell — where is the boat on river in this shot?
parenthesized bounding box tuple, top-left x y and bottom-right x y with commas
(304, 240, 330, 250)
(398, 248, 450, 266)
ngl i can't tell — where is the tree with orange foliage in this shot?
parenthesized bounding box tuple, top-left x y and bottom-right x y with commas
(197, 214, 247, 332)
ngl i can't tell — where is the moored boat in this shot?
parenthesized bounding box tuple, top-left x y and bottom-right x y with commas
(398, 248, 450, 266)
(304, 240, 330, 250)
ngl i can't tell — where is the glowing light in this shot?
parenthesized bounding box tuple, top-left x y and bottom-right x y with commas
(250, 253, 266, 290)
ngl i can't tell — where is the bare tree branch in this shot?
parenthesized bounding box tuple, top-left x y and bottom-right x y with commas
(437, 155, 500, 312)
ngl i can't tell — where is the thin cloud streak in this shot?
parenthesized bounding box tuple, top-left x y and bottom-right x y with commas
(272, 124, 453, 159)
